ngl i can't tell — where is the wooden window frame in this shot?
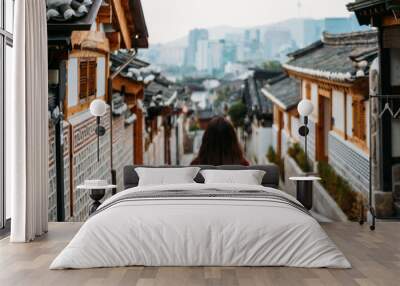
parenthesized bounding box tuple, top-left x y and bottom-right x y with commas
(78, 57, 97, 104)
(351, 95, 368, 149)
(305, 82, 311, 100)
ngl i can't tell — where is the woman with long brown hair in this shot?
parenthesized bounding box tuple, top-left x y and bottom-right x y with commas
(191, 116, 249, 166)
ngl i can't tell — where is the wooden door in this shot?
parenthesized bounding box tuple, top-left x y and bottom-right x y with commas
(316, 95, 332, 161)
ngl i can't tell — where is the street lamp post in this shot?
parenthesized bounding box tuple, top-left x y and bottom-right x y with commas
(297, 99, 314, 173)
(289, 99, 320, 211)
(90, 99, 107, 162)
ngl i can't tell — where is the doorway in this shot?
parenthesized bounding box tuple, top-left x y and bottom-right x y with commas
(316, 95, 332, 161)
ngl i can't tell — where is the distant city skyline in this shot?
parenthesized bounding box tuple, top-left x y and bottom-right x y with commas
(141, 0, 356, 44)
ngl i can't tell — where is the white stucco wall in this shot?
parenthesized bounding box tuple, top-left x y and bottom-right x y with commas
(252, 126, 272, 164)
(96, 57, 106, 98)
(346, 94, 353, 138)
(67, 58, 78, 107)
(332, 89, 345, 132)
(272, 124, 279, 152)
(291, 116, 301, 142)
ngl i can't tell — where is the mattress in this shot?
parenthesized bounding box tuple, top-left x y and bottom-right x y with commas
(50, 183, 351, 269)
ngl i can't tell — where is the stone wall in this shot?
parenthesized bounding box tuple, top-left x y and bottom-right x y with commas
(48, 121, 71, 222)
(68, 110, 112, 222)
(328, 132, 369, 197)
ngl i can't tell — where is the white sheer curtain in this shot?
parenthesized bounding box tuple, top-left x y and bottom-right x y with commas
(7, 0, 49, 242)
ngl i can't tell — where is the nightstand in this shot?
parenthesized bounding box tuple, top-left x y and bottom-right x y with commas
(77, 180, 116, 215)
(289, 176, 321, 210)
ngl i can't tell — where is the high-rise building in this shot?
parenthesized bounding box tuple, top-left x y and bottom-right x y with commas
(195, 39, 225, 74)
(263, 29, 294, 59)
(158, 46, 186, 66)
(184, 29, 209, 67)
(195, 39, 209, 71)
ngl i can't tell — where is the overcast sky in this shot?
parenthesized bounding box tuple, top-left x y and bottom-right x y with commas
(141, 0, 355, 44)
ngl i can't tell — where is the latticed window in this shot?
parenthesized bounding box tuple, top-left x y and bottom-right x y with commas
(88, 61, 97, 96)
(79, 58, 97, 102)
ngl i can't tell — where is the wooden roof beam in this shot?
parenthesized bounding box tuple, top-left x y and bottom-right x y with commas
(97, 3, 113, 24)
(113, 75, 144, 95)
(111, 0, 132, 49)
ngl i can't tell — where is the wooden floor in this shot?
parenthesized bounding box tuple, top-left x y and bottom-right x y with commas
(0, 222, 399, 286)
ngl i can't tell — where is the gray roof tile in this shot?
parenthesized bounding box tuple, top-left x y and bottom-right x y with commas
(262, 75, 301, 111)
(286, 31, 378, 81)
(47, 0, 94, 22)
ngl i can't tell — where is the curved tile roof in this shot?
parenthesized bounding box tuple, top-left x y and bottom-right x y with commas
(262, 75, 301, 111)
(285, 30, 378, 82)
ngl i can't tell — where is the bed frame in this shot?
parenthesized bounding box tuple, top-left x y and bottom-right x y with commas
(123, 165, 280, 190)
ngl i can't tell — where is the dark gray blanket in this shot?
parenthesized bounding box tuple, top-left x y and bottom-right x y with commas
(93, 189, 310, 217)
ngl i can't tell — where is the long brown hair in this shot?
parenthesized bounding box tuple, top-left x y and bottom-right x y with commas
(191, 116, 249, 166)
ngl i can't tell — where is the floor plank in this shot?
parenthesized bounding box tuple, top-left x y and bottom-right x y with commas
(0, 222, 399, 286)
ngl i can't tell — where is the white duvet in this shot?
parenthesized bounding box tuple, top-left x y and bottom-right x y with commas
(50, 183, 351, 269)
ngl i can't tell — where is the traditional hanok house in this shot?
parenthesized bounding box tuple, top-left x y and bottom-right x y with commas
(110, 50, 150, 191)
(262, 74, 302, 158)
(47, 0, 149, 221)
(143, 77, 184, 165)
(242, 69, 281, 164)
(347, 0, 400, 217)
(267, 31, 378, 203)
(213, 79, 244, 114)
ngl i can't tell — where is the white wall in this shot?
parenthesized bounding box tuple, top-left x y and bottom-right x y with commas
(96, 57, 106, 98)
(291, 116, 301, 142)
(346, 94, 353, 138)
(283, 113, 289, 133)
(249, 125, 273, 164)
(67, 58, 78, 107)
(332, 90, 345, 132)
(257, 127, 272, 163)
(272, 124, 279, 152)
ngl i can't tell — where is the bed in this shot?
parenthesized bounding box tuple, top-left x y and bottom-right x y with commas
(50, 165, 350, 269)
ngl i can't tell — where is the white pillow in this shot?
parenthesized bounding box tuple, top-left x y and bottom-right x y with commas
(200, 169, 266, 185)
(135, 167, 201, 186)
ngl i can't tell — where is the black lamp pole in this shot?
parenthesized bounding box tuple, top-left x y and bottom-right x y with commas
(95, 116, 105, 162)
(299, 115, 310, 173)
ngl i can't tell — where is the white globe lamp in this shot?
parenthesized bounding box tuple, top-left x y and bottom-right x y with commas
(90, 99, 107, 117)
(89, 99, 107, 162)
(297, 99, 314, 117)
